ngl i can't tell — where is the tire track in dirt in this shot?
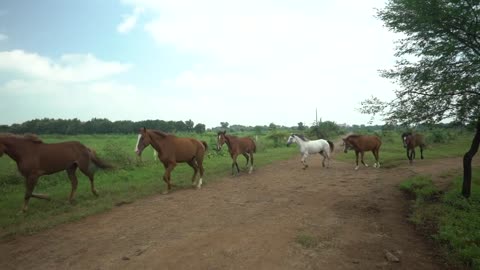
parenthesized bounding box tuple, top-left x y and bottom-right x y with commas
(0, 149, 477, 270)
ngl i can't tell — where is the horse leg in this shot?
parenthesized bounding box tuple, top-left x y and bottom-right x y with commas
(360, 151, 368, 167)
(187, 159, 199, 188)
(164, 162, 177, 192)
(242, 153, 250, 169)
(23, 175, 49, 212)
(248, 152, 254, 174)
(231, 154, 240, 176)
(420, 145, 424, 159)
(301, 153, 309, 169)
(320, 152, 326, 168)
(373, 149, 380, 168)
(196, 157, 205, 188)
(66, 165, 79, 203)
(78, 163, 98, 197)
(354, 151, 359, 170)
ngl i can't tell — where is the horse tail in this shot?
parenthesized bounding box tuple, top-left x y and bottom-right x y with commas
(88, 148, 113, 170)
(201, 140, 208, 151)
(252, 138, 257, 153)
(327, 140, 334, 153)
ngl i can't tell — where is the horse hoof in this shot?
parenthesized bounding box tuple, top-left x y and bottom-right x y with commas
(162, 190, 169, 195)
(354, 166, 359, 170)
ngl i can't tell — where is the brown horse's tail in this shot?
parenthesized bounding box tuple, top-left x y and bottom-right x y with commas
(88, 148, 113, 170)
(252, 139, 257, 153)
(327, 140, 334, 153)
(201, 141, 208, 151)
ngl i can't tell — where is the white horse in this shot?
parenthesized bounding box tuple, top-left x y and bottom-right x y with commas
(286, 134, 334, 169)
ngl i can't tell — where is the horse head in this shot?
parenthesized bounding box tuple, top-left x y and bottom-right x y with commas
(401, 132, 412, 148)
(135, 127, 152, 156)
(216, 131, 227, 150)
(342, 137, 353, 153)
(286, 134, 296, 146)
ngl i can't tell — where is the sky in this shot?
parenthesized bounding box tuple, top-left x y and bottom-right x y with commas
(0, 0, 399, 128)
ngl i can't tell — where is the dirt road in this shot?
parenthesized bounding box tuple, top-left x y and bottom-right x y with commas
(0, 144, 476, 270)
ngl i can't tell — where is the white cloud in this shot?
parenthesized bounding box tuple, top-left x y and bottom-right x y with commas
(0, 50, 131, 82)
(117, 7, 144, 34)
(0, 33, 7, 41)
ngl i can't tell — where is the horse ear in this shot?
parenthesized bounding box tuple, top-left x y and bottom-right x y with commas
(140, 127, 146, 134)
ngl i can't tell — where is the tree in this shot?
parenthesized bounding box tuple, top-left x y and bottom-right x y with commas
(185, 119, 194, 132)
(298, 122, 305, 131)
(194, 123, 206, 134)
(220, 122, 229, 129)
(268, 123, 277, 131)
(361, 0, 480, 197)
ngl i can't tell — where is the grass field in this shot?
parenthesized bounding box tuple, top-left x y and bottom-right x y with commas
(0, 132, 297, 237)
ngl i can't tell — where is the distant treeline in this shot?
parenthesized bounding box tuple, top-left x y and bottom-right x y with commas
(0, 118, 206, 134)
(0, 118, 470, 136)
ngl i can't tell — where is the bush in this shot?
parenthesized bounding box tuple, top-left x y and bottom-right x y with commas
(102, 143, 136, 168)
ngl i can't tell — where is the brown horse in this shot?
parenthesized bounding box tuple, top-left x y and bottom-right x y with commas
(135, 128, 207, 192)
(0, 133, 112, 212)
(342, 134, 382, 170)
(216, 131, 256, 175)
(401, 132, 426, 164)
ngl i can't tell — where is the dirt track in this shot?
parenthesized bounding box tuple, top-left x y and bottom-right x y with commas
(1, 143, 477, 270)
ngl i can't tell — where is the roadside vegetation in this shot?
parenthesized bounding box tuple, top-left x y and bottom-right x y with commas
(400, 168, 480, 269)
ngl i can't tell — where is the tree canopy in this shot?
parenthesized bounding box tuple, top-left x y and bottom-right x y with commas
(361, 0, 480, 125)
(362, 0, 480, 197)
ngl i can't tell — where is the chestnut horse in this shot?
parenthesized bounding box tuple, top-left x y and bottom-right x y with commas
(135, 128, 207, 192)
(342, 134, 382, 170)
(216, 131, 256, 175)
(0, 133, 112, 212)
(401, 132, 426, 164)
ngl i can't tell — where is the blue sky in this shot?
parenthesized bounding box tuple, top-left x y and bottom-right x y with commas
(0, 0, 398, 128)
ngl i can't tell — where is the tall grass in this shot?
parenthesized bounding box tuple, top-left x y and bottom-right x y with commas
(0, 133, 297, 237)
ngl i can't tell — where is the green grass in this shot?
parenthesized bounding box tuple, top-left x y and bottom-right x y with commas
(335, 130, 473, 168)
(400, 168, 480, 269)
(0, 133, 297, 237)
(295, 233, 319, 249)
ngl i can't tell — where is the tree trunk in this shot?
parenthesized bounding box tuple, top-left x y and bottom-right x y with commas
(462, 119, 480, 198)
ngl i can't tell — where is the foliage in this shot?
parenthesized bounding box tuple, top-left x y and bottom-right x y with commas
(0, 118, 208, 135)
(220, 122, 229, 129)
(266, 130, 289, 148)
(297, 122, 306, 130)
(400, 168, 480, 269)
(307, 121, 345, 139)
(194, 123, 206, 134)
(361, 0, 480, 125)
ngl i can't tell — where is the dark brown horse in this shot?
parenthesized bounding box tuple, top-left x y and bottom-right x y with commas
(342, 134, 382, 170)
(216, 131, 256, 175)
(135, 128, 207, 192)
(401, 132, 426, 164)
(0, 133, 112, 212)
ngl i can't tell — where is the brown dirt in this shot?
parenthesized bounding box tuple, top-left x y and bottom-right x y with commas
(0, 143, 478, 270)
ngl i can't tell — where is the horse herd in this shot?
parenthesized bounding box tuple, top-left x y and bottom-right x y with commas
(0, 129, 425, 212)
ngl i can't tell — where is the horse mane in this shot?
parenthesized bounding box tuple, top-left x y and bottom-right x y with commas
(149, 130, 171, 138)
(293, 134, 309, 141)
(0, 133, 43, 144)
(24, 133, 43, 143)
(345, 134, 362, 139)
